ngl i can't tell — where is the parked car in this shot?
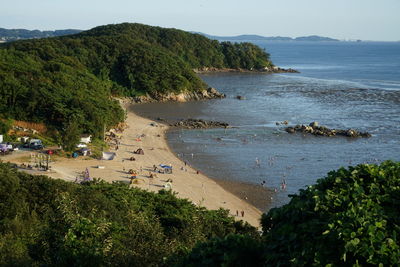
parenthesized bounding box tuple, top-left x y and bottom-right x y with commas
(29, 139, 44, 150)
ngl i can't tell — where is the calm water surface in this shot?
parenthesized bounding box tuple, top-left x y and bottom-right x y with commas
(133, 41, 400, 209)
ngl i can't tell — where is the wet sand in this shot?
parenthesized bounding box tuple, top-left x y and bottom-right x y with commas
(214, 179, 274, 212)
(132, 102, 275, 212)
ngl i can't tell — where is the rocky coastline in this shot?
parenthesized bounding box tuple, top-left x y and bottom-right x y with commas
(193, 66, 299, 74)
(133, 87, 225, 103)
(285, 121, 371, 138)
(169, 118, 229, 129)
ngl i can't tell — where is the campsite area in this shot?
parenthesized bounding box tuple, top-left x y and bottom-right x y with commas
(3, 102, 262, 227)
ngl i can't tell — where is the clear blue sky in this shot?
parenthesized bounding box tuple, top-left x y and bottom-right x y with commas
(2, 0, 399, 41)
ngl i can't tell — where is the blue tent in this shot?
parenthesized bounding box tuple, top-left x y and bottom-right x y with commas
(159, 164, 172, 169)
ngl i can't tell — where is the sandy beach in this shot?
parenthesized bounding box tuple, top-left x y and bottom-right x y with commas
(4, 102, 263, 227)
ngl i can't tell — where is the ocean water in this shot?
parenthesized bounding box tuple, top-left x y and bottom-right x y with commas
(133, 41, 400, 209)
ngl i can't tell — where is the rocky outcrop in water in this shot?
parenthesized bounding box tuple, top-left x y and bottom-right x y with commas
(194, 66, 299, 74)
(171, 119, 229, 129)
(133, 87, 225, 103)
(285, 122, 371, 138)
(262, 66, 299, 73)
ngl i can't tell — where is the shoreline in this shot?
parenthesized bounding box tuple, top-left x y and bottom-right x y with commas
(122, 103, 264, 227)
(132, 101, 275, 212)
(164, 128, 274, 212)
(3, 102, 264, 228)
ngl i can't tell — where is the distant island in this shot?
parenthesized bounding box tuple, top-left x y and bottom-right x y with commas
(0, 28, 82, 42)
(1, 28, 340, 43)
(197, 33, 340, 42)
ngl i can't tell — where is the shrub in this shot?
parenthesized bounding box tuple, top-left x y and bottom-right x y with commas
(261, 161, 400, 266)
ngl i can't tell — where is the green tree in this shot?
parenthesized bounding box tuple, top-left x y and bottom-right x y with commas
(61, 117, 81, 151)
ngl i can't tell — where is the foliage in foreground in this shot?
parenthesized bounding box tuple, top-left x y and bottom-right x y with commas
(3, 160, 395, 266)
(179, 161, 400, 266)
(0, 162, 256, 266)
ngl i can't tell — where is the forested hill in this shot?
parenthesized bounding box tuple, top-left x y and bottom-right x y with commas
(0, 23, 274, 148)
(76, 23, 274, 69)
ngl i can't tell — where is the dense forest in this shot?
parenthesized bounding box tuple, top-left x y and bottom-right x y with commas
(1, 161, 399, 265)
(0, 23, 273, 148)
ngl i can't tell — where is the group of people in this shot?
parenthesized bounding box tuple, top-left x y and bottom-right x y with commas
(236, 210, 245, 217)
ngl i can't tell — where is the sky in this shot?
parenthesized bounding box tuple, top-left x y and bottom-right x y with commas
(1, 0, 399, 41)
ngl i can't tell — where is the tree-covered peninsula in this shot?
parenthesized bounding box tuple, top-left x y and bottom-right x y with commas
(0, 23, 274, 145)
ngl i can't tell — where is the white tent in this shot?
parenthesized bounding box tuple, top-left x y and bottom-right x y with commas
(102, 152, 116, 160)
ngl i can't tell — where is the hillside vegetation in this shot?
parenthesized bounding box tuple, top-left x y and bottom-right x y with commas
(0, 23, 273, 147)
(1, 161, 399, 266)
(0, 162, 257, 266)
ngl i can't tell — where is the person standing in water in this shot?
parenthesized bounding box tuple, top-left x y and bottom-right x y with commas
(255, 157, 261, 168)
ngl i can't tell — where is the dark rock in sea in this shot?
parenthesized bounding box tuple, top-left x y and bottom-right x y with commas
(171, 118, 229, 129)
(285, 127, 295, 134)
(194, 66, 299, 74)
(285, 122, 371, 138)
(236, 95, 246, 100)
(277, 120, 289, 126)
(262, 66, 300, 73)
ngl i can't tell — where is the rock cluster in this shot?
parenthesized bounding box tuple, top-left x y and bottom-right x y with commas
(262, 66, 299, 73)
(133, 87, 225, 103)
(171, 119, 229, 129)
(285, 122, 371, 138)
(193, 66, 299, 74)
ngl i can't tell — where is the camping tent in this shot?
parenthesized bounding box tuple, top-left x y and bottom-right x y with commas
(102, 152, 116, 160)
(159, 164, 173, 174)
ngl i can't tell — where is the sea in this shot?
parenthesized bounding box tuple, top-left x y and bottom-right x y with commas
(133, 41, 400, 210)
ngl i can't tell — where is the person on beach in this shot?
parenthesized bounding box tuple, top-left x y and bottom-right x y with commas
(236, 210, 239, 216)
(241, 211, 245, 217)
